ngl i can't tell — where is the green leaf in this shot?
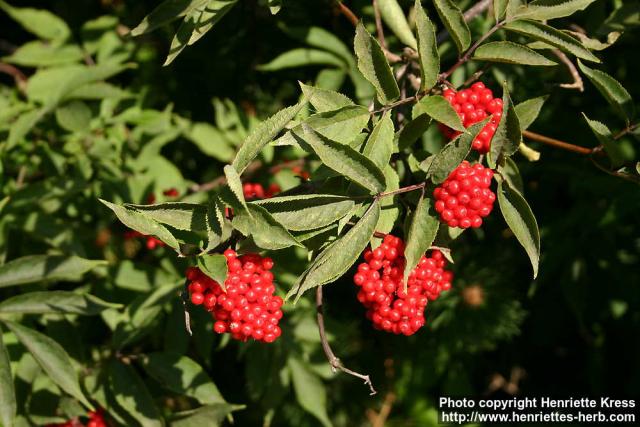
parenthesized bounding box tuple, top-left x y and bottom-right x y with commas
(7, 109, 45, 151)
(288, 357, 332, 427)
(108, 360, 162, 427)
(397, 114, 431, 150)
(577, 61, 635, 125)
(0, 326, 16, 427)
(275, 105, 370, 146)
(500, 157, 525, 194)
(300, 83, 354, 113)
(268, 0, 281, 14)
(232, 100, 307, 174)
(0, 255, 106, 288)
(131, 0, 209, 36)
(232, 204, 302, 250)
(372, 166, 400, 248)
(514, 0, 598, 21)
(295, 124, 386, 193)
(497, 180, 540, 279)
(4, 41, 84, 67)
(204, 196, 229, 252)
(258, 48, 346, 71)
(170, 404, 242, 427)
(223, 165, 248, 213)
(126, 203, 208, 232)
(414, 95, 465, 132)
(164, 0, 238, 65)
(473, 41, 558, 66)
(100, 199, 180, 251)
(142, 352, 225, 405)
(403, 195, 440, 283)
(289, 201, 380, 300)
(280, 25, 354, 63)
(414, 0, 439, 91)
(582, 113, 624, 168)
(427, 119, 488, 183)
(0, 291, 121, 315)
(4, 321, 92, 409)
(378, 0, 418, 49)
(514, 95, 548, 130)
(354, 21, 400, 105)
(55, 101, 92, 132)
(0, 1, 70, 41)
(432, 0, 471, 53)
(494, 0, 510, 20)
(197, 254, 228, 285)
(504, 20, 600, 62)
(185, 122, 235, 162)
(363, 111, 395, 170)
(254, 195, 355, 231)
(568, 30, 621, 51)
(488, 83, 521, 168)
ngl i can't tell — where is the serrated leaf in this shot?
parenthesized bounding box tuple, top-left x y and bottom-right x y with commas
(289, 201, 380, 300)
(363, 111, 395, 170)
(0, 326, 16, 427)
(473, 41, 558, 66)
(432, 0, 471, 53)
(254, 195, 355, 231)
(131, 0, 209, 36)
(403, 195, 440, 284)
(488, 83, 521, 168)
(372, 166, 400, 248)
(415, 95, 465, 132)
(514, 0, 598, 21)
(415, 0, 439, 91)
(578, 61, 635, 125)
(497, 180, 540, 279)
(378, 0, 417, 49)
(108, 360, 162, 427)
(127, 203, 208, 232)
(258, 48, 346, 71)
(504, 20, 600, 62)
(232, 204, 302, 250)
(295, 124, 386, 193)
(232, 100, 307, 173)
(0, 1, 70, 41)
(494, 0, 510, 20)
(275, 105, 370, 146)
(223, 165, 248, 212)
(197, 254, 228, 285)
(567, 30, 621, 51)
(288, 357, 331, 427)
(4, 321, 92, 409)
(354, 22, 400, 104)
(500, 157, 525, 194)
(204, 196, 228, 252)
(185, 122, 235, 162)
(514, 95, 547, 130)
(0, 291, 121, 315)
(100, 199, 180, 251)
(0, 255, 106, 288)
(299, 83, 354, 112)
(397, 114, 431, 150)
(582, 113, 624, 168)
(428, 119, 488, 183)
(164, 0, 238, 65)
(142, 352, 225, 405)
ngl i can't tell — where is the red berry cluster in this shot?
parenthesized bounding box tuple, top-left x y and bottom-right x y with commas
(186, 249, 283, 343)
(47, 410, 106, 427)
(242, 183, 281, 200)
(434, 161, 495, 229)
(353, 235, 453, 336)
(440, 82, 503, 153)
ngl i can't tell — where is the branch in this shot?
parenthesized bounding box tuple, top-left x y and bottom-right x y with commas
(522, 130, 595, 155)
(552, 49, 584, 92)
(0, 62, 27, 94)
(436, 0, 493, 44)
(613, 123, 639, 140)
(372, 0, 387, 49)
(376, 182, 425, 199)
(316, 286, 377, 395)
(336, 1, 359, 27)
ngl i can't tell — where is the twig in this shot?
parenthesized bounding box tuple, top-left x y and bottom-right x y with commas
(335, 1, 359, 27)
(522, 130, 594, 155)
(613, 123, 639, 140)
(436, 0, 493, 44)
(316, 286, 377, 395)
(589, 153, 640, 184)
(372, 0, 387, 49)
(0, 62, 27, 94)
(552, 49, 584, 92)
(369, 392, 397, 427)
(376, 182, 425, 199)
(181, 280, 193, 336)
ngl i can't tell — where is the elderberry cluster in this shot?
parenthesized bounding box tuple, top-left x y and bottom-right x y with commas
(242, 182, 281, 200)
(186, 249, 283, 343)
(353, 235, 453, 336)
(440, 82, 503, 153)
(47, 410, 106, 427)
(434, 161, 496, 229)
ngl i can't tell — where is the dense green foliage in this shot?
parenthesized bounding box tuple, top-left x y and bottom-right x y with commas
(0, 0, 639, 426)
